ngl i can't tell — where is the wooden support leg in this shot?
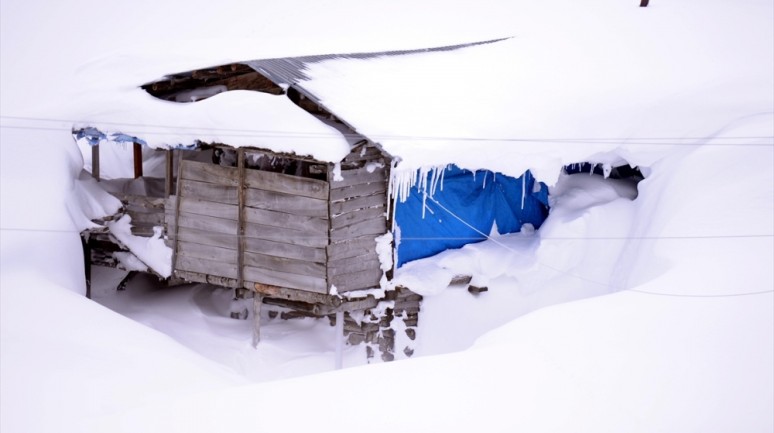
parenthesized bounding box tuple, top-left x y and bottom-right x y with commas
(335, 311, 344, 370)
(252, 294, 263, 348)
(91, 143, 100, 182)
(133, 142, 143, 179)
(82, 236, 92, 299)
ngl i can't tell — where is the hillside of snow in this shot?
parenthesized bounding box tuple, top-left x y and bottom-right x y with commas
(1, 0, 772, 432)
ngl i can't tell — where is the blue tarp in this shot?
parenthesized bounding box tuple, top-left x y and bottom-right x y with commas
(394, 165, 549, 267)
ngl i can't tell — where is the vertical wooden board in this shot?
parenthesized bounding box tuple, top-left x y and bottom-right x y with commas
(243, 266, 328, 294)
(181, 160, 238, 186)
(245, 168, 329, 200)
(244, 207, 328, 233)
(243, 251, 326, 279)
(245, 189, 328, 218)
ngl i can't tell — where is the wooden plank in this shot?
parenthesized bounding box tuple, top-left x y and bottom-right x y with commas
(343, 144, 383, 163)
(180, 179, 238, 205)
(133, 142, 143, 179)
(175, 269, 239, 288)
(244, 251, 326, 279)
(177, 240, 238, 263)
(330, 193, 386, 216)
(327, 235, 378, 261)
(178, 197, 238, 220)
(177, 212, 237, 235)
(124, 195, 165, 210)
(330, 206, 386, 230)
(330, 217, 386, 242)
(244, 207, 328, 233)
(237, 148, 247, 290)
(244, 266, 328, 293)
(181, 160, 238, 186)
(244, 238, 326, 263)
(330, 165, 386, 189)
(245, 168, 329, 200)
(243, 222, 328, 248)
(176, 255, 238, 280)
(328, 253, 381, 277)
(245, 188, 328, 218)
(91, 144, 100, 181)
(330, 268, 383, 293)
(165, 150, 174, 198)
(330, 181, 386, 202)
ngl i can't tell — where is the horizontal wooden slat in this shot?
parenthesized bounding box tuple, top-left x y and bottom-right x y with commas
(244, 222, 328, 248)
(167, 226, 237, 247)
(244, 251, 325, 279)
(174, 269, 240, 289)
(245, 167, 329, 200)
(177, 212, 237, 235)
(177, 197, 238, 220)
(177, 240, 238, 263)
(175, 255, 237, 280)
(243, 266, 328, 294)
(330, 217, 386, 242)
(180, 160, 238, 186)
(246, 189, 328, 218)
(329, 181, 386, 201)
(328, 253, 381, 277)
(331, 165, 386, 189)
(330, 267, 383, 293)
(245, 238, 326, 263)
(180, 179, 238, 205)
(124, 195, 165, 209)
(327, 235, 379, 261)
(127, 210, 164, 226)
(245, 207, 328, 233)
(330, 193, 386, 216)
(330, 206, 386, 230)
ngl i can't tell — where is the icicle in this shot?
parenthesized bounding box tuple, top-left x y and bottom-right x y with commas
(521, 173, 526, 210)
(482, 171, 488, 189)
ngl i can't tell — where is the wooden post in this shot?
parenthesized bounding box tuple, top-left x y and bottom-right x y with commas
(133, 142, 143, 179)
(91, 143, 100, 182)
(82, 236, 91, 299)
(334, 311, 344, 369)
(237, 149, 246, 290)
(164, 149, 174, 198)
(252, 294, 263, 348)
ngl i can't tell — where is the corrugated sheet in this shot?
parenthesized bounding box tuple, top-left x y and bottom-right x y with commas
(244, 37, 508, 86)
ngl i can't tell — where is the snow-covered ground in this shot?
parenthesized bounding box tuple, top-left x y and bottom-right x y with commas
(1, 0, 772, 432)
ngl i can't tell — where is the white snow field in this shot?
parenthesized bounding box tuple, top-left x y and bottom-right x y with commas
(1, 0, 772, 432)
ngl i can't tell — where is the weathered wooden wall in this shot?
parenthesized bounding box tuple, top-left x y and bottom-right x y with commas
(167, 159, 330, 293)
(327, 144, 389, 293)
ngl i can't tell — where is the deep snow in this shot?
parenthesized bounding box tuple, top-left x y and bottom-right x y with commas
(1, 0, 773, 432)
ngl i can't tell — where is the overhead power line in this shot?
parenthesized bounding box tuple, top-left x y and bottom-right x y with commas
(1, 115, 772, 147)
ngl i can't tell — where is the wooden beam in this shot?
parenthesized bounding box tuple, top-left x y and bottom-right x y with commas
(165, 149, 174, 198)
(91, 143, 100, 181)
(133, 142, 143, 178)
(237, 149, 246, 290)
(252, 294, 263, 348)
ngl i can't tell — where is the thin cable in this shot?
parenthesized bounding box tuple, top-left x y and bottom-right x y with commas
(627, 288, 774, 298)
(1, 117, 772, 147)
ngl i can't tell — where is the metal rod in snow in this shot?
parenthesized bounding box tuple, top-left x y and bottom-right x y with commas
(334, 311, 344, 369)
